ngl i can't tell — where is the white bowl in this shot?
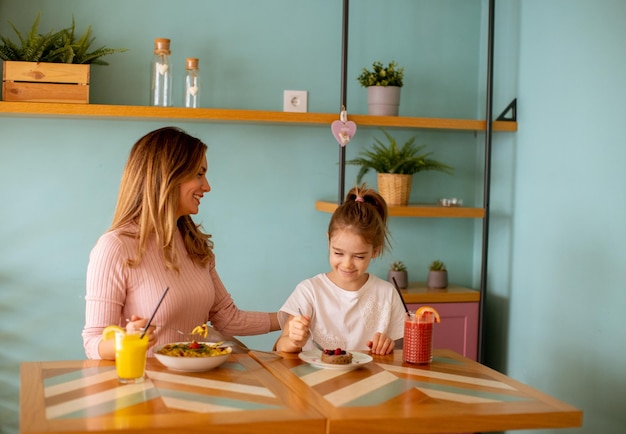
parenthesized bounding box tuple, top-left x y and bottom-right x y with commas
(153, 342, 232, 372)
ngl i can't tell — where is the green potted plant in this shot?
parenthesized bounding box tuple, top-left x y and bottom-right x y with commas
(427, 260, 448, 289)
(0, 13, 127, 103)
(346, 129, 453, 206)
(388, 260, 408, 289)
(357, 60, 405, 116)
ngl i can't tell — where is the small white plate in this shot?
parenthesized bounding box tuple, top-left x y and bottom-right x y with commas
(298, 350, 373, 371)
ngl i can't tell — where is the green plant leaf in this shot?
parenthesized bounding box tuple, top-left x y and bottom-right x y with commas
(347, 129, 453, 184)
(0, 12, 127, 64)
(357, 61, 405, 87)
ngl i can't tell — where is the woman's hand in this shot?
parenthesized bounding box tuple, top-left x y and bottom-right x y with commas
(367, 332, 395, 355)
(127, 315, 157, 348)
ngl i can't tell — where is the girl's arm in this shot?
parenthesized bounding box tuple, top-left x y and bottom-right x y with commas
(275, 314, 310, 352)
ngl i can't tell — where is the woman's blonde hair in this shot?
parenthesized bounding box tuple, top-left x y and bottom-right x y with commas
(328, 184, 390, 255)
(111, 126, 213, 270)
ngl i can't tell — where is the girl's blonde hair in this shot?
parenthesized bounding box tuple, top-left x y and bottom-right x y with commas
(111, 126, 213, 270)
(328, 185, 390, 255)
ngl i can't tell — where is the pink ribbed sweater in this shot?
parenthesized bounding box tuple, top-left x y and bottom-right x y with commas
(82, 223, 271, 359)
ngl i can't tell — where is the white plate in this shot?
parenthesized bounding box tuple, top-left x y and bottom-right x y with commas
(298, 350, 373, 370)
(154, 342, 232, 372)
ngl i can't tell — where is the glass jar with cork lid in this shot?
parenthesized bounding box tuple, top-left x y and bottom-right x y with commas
(184, 57, 201, 108)
(151, 38, 172, 106)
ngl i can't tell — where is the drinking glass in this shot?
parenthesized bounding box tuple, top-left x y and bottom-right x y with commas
(403, 311, 434, 364)
(114, 329, 149, 384)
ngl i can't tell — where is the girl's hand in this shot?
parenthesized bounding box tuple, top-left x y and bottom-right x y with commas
(367, 332, 395, 355)
(127, 315, 157, 348)
(287, 314, 311, 349)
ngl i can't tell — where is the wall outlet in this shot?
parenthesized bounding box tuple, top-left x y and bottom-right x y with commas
(283, 90, 308, 113)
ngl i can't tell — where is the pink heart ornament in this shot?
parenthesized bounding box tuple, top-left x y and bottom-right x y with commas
(331, 120, 357, 147)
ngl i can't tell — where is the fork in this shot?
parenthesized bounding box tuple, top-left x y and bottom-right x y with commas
(298, 309, 324, 350)
(148, 324, 185, 335)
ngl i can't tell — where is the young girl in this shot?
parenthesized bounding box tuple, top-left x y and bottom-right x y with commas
(276, 185, 406, 355)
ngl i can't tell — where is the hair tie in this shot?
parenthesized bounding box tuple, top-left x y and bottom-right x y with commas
(355, 195, 364, 203)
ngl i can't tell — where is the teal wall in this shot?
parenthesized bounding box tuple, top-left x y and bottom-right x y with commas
(486, 1, 626, 433)
(1, 1, 623, 433)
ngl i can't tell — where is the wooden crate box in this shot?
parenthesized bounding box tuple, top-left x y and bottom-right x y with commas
(2, 61, 90, 104)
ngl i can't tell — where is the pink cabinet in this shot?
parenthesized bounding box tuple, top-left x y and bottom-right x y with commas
(406, 302, 478, 361)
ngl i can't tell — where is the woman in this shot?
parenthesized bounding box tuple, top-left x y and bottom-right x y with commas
(82, 126, 279, 360)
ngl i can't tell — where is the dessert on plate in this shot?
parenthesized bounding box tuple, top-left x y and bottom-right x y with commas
(321, 348, 353, 364)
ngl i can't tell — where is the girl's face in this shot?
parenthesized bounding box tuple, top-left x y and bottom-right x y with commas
(327, 228, 379, 291)
(176, 155, 211, 218)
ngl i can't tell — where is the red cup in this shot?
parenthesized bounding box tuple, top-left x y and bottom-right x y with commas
(403, 312, 434, 364)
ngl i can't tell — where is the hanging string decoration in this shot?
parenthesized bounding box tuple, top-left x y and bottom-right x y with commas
(331, 107, 357, 147)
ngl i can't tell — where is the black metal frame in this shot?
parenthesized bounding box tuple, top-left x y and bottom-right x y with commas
(497, 98, 517, 122)
(336, 0, 499, 363)
(337, 0, 350, 205)
(477, 0, 495, 363)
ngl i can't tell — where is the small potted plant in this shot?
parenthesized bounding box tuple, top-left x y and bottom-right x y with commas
(0, 13, 127, 103)
(388, 260, 408, 289)
(427, 260, 448, 289)
(346, 129, 453, 206)
(357, 60, 405, 116)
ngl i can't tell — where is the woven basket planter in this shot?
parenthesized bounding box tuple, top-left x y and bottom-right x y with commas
(377, 173, 412, 206)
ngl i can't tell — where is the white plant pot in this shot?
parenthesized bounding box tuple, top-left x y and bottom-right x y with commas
(367, 86, 401, 116)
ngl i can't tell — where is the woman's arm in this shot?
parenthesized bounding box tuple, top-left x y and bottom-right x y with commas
(269, 312, 280, 332)
(96, 316, 157, 360)
(207, 258, 278, 336)
(82, 233, 127, 360)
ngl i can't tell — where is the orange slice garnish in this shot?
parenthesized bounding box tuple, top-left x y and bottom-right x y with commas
(416, 306, 441, 323)
(102, 325, 125, 340)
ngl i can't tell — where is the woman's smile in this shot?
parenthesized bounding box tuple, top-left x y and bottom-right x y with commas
(177, 156, 210, 218)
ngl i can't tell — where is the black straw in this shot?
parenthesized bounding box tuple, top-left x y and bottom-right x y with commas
(140, 287, 169, 339)
(392, 277, 410, 317)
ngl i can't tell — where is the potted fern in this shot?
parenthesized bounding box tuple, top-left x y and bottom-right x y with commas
(357, 60, 404, 116)
(346, 129, 453, 206)
(388, 260, 408, 289)
(0, 13, 127, 103)
(427, 260, 448, 289)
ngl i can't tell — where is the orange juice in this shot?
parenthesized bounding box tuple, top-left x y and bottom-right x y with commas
(114, 331, 148, 383)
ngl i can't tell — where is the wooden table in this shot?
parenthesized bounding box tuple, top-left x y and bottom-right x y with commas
(252, 349, 582, 434)
(20, 353, 325, 434)
(21, 350, 582, 434)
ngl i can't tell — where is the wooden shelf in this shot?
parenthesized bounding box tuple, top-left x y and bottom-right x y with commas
(401, 282, 480, 303)
(315, 200, 485, 218)
(0, 101, 517, 131)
